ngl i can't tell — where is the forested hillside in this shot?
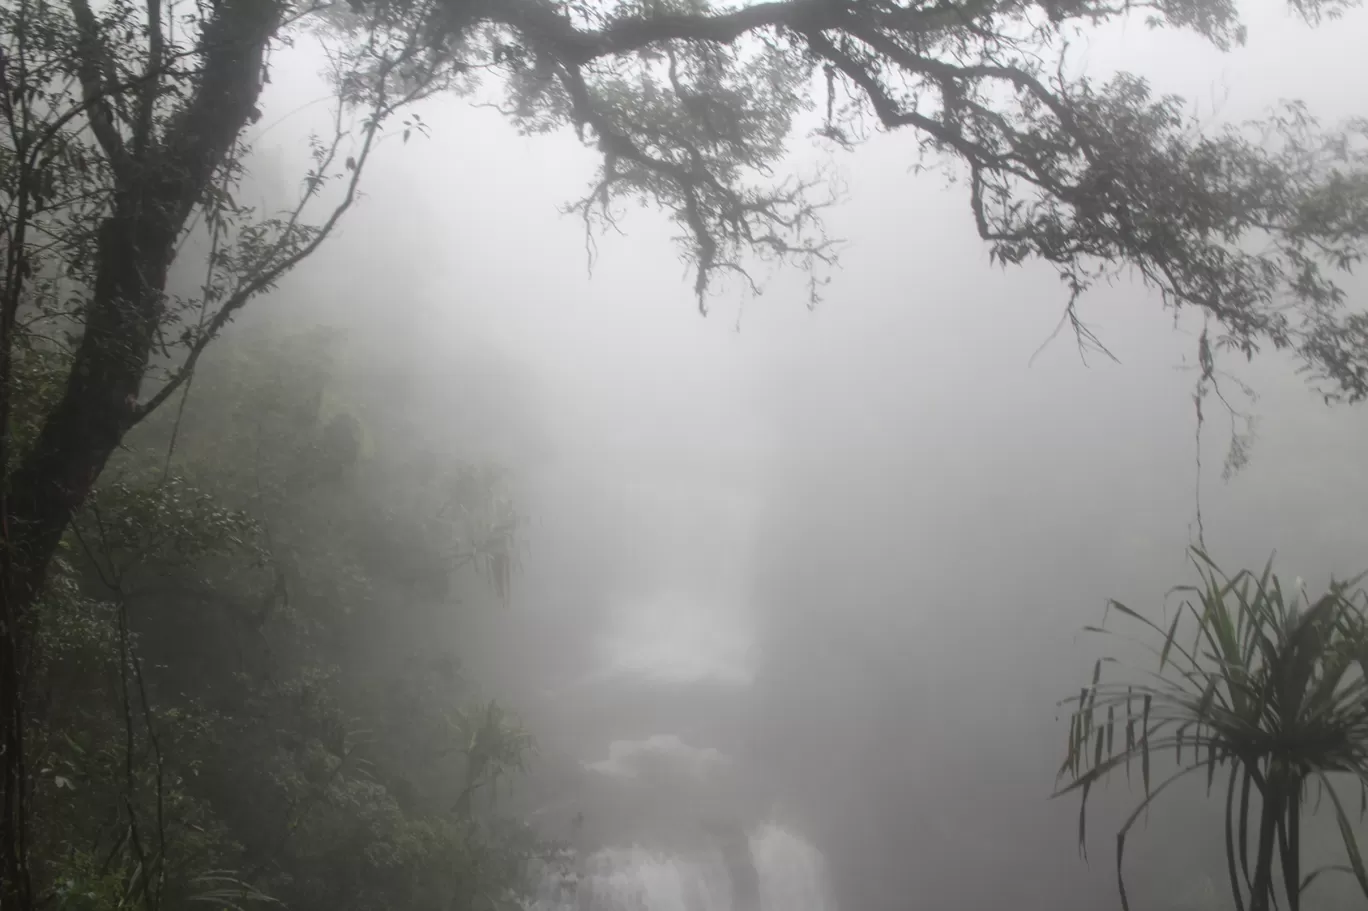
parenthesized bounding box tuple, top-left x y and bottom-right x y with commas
(12, 321, 540, 910)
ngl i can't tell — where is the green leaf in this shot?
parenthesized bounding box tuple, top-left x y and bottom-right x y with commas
(1115, 764, 1207, 911)
(1061, 713, 1079, 780)
(1142, 695, 1152, 798)
(1079, 780, 1091, 859)
(1125, 719, 1135, 779)
(1225, 766, 1247, 911)
(1160, 604, 1185, 671)
(1300, 864, 1355, 896)
(1239, 765, 1253, 891)
(1064, 552, 1368, 911)
(1318, 774, 1368, 902)
(1106, 705, 1115, 757)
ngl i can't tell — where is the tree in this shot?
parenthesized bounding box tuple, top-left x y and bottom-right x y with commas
(16, 324, 538, 911)
(1057, 549, 1368, 911)
(4, 0, 1368, 900)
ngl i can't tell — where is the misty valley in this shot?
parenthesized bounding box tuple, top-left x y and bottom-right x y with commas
(4, 0, 1368, 910)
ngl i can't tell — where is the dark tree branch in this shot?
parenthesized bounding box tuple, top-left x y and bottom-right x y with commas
(503, 0, 827, 65)
(500, 0, 1017, 66)
(67, 0, 129, 176)
(156, 0, 281, 229)
(134, 0, 165, 157)
(135, 108, 380, 421)
(3, 0, 281, 612)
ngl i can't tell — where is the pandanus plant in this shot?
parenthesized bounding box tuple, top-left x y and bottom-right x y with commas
(1056, 548, 1368, 911)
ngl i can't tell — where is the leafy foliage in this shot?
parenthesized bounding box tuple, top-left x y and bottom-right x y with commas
(402, 0, 1368, 400)
(17, 329, 541, 911)
(1058, 549, 1368, 911)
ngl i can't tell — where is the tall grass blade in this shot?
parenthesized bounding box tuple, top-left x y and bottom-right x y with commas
(1195, 677, 1219, 728)
(1318, 774, 1368, 901)
(1281, 790, 1301, 911)
(1125, 719, 1135, 781)
(1142, 695, 1151, 799)
(1060, 714, 1079, 780)
(1079, 687, 1090, 758)
(1116, 765, 1205, 911)
(1239, 763, 1253, 891)
(1226, 767, 1248, 911)
(1160, 605, 1184, 672)
(1300, 864, 1355, 895)
(1079, 780, 1091, 860)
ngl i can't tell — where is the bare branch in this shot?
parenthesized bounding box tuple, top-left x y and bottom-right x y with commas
(136, 57, 421, 421)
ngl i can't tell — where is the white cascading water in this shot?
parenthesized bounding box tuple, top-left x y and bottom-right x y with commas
(526, 823, 837, 911)
(750, 824, 836, 911)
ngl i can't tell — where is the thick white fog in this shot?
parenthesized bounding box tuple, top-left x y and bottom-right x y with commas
(224, 4, 1368, 909)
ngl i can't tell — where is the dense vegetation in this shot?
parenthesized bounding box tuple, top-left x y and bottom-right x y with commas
(11, 322, 540, 910)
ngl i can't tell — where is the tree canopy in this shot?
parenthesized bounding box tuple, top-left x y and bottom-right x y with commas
(5, 0, 1368, 598)
(374, 0, 1368, 395)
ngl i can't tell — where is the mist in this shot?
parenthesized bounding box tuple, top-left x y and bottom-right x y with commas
(243, 5, 1368, 908)
(10, 0, 1368, 908)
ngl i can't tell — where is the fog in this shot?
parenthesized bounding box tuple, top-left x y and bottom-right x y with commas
(217, 4, 1368, 909)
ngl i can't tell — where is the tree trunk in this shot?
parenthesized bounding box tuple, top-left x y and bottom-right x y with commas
(0, 195, 179, 911)
(0, 1, 281, 903)
(1, 0, 281, 616)
(7, 208, 173, 595)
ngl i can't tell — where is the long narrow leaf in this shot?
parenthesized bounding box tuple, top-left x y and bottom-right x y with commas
(1239, 762, 1253, 891)
(1079, 780, 1091, 860)
(1226, 766, 1247, 911)
(1107, 705, 1115, 757)
(1142, 695, 1152, 798)
(1064, 553, 1368, 911)
(1060, 713, 1079, 780)
(1116, 765, 1208, 911)
(1281, 786, 1300, 911)
(1160, 605, 1185, 672)
(1125, 718, 1135, 781)
(1113, 600, 1202, 670)
(1300, 864, 1355, 895)
(1317, 774, 1368, 901)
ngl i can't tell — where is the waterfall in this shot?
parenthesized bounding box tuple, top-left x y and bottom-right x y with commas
(526, 823, 836, 911)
